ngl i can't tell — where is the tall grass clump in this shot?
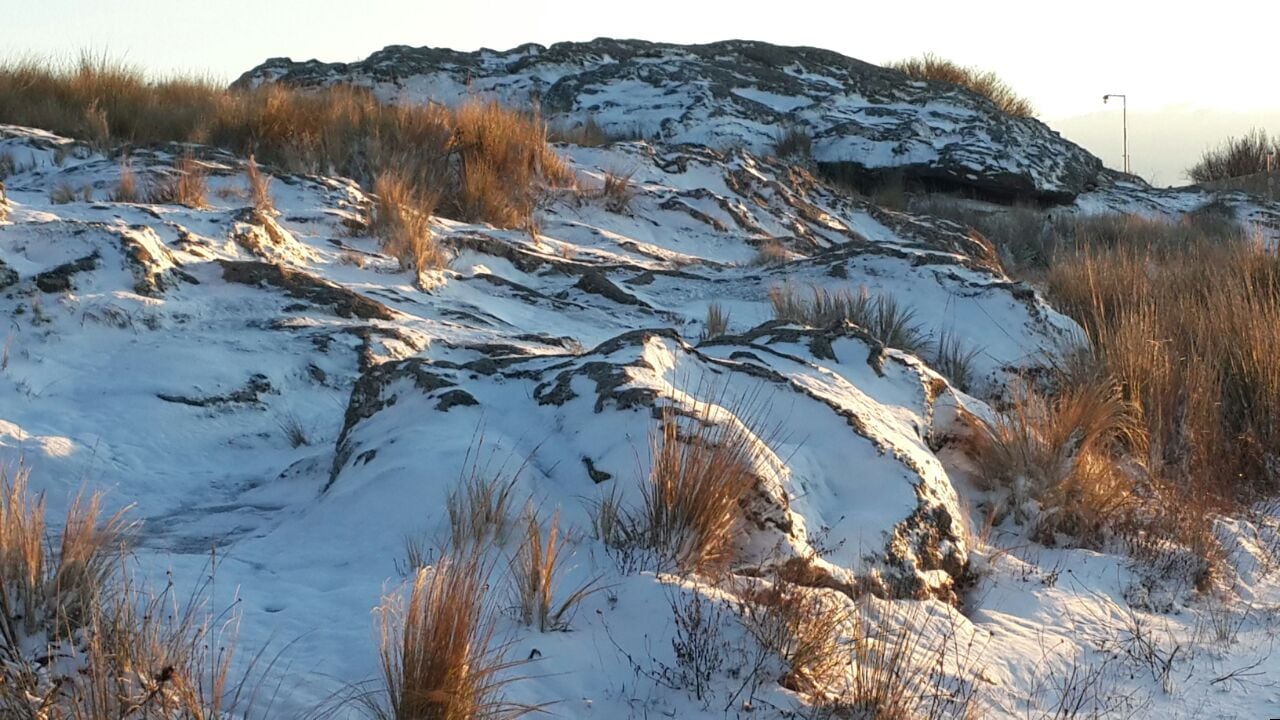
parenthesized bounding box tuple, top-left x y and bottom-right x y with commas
(245, 154, 274, 214)
(1188, 128, 1280, 183)
(371, 171, 446, 273)
(148, 152, 207, 208)
(598, 397, 768, 577)
(641, 412, 762, 575)
(887, 53, 1035, 118)
(0, 54, 571, 229)
(964, 379, 1140, 542)
(769, 284, 928, 354)
(446, 463, 521, 552)
(373, 547, 531, 720)
(1046, 234, 1280, 503)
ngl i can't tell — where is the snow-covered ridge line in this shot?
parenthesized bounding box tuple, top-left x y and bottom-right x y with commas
(235, 38, 1105, 204)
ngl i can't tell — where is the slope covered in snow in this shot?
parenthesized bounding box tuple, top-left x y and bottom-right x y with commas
(4, 101, 1280, 718)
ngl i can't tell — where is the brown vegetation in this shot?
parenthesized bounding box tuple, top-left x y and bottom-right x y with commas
(1188, 128, 1280, 183)
(888, 53, 1035, 118)
(374, 546, 530, 720)
(0, 54, 572, 228)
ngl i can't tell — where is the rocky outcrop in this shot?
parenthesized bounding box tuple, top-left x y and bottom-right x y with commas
(236, 39, 1104, 203)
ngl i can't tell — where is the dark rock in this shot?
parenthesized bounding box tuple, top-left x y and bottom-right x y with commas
(218, 260, 395, 320)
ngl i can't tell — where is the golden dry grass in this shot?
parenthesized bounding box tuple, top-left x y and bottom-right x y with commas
(510, 510, 598, 632)
(739, 580, 853, 695)
(445, 464, 521, 552)
(1046, 233, 1280, 504)
(0, 469, 255, 719)
(371, 171, 446, 274)
(0, 54, 571, 229)
(374, 547, 531, 720)
(245, 154, 274, 214)
(112, 156, 140, 203)
(148, 152, 208, 208)
(963, 379, 1139, 542)
(700, 302, 730, 341)
(888, 53, 1035, 118)
(641, 410, 761, 576)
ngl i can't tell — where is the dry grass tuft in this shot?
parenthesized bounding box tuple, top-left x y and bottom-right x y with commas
(510, 510, 598, 632)
(148, 152, 207, 208)
(374, 546, 531, 720)
(640, 409, 762, 575)
(50, 181, 77, 204)
(112, 156, 139, 203)
(699, 302, 730, 341)
(739, 581, 853, 695)
(0, 469, 257, 719)
(600, 169, 633, 213)
(751, 240, 790, 266)
(245, 154, 274, 214)
(888, 53, 1035, 118)
(769, 284, 928, 354)
(963, 379, 1139, 542)
(371, 171, 446, 274)
(446, 464, 521, 552)
(0, 55, 571, 230)
(1046, 233, 1280, 504)
(928, 330, 980, 394)
(772, 125, 812, 159)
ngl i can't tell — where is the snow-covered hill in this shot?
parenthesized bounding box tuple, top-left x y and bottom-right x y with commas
(6, 42, 1280, 717)
(236, 39, 1103, 204)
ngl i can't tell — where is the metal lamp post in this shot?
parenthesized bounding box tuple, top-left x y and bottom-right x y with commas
(1103, 94, 1128, 174)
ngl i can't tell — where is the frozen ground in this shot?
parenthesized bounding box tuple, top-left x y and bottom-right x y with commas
(3, 124, 1280, 717)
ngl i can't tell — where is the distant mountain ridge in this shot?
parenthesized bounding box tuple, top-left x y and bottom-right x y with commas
(235, 38, 1106, 204)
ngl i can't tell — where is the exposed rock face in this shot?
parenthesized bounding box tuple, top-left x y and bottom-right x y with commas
(236, 39, 1104, 203)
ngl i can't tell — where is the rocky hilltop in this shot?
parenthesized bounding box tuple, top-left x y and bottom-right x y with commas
(237, 39, 1104, 203)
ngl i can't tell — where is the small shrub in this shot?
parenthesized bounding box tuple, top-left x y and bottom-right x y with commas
(1188, 128, 1280, 183)
(245, 154, 274, 214)
(666, 591, 729, 702)
(699, 302, 729, 341)
(768, 284, 929, 354)
(888, 53, 1035, 118)
(373, 546, 531, 720)
(772, 125, 812, 159)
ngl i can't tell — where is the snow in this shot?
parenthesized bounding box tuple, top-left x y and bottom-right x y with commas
(3, 124, 1280, 718)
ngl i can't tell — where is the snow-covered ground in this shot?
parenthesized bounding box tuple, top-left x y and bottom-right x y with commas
(3, 124, 1280, 717)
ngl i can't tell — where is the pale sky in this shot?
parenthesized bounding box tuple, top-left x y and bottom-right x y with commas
(5, 0, 1280, 184)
